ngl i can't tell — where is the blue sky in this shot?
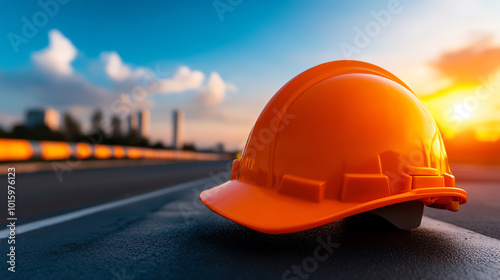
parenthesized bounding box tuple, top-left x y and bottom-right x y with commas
(2, 0, 500, 149)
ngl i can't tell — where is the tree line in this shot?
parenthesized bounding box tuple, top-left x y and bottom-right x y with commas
(0, 110, 197, 151)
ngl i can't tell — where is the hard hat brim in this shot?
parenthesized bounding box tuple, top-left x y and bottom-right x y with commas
(200, 179, 467, 234)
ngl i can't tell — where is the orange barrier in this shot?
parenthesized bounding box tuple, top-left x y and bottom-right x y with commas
(113, 146, 125, 159)
(0, 139, 33, 161)
(40, 141, 72, 160)
(159, 150, 173, 159)
(127, 147, 144, 159)
(0, 138, 230, 162)
(76, 143, 92, 159)
(94, 145, 112, 159)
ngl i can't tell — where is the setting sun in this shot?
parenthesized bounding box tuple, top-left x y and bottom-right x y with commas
(421, 81, 500, 142)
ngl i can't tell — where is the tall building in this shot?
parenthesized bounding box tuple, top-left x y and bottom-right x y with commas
(127, 113, 138, 134)
(26, 108, 60, 131)
(128, 110, 150, 138)
(216, 142, 225, 153)
(137, 110, 150, 138)
(173, 110, 183, 150)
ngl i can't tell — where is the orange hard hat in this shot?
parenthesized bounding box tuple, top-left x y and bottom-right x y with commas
(201, 60, 467, 234)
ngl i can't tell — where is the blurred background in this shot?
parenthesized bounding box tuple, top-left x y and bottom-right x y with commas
(0, 0, 500, 163)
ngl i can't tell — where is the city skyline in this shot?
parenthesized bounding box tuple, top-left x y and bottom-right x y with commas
(7, 107, 201, 150)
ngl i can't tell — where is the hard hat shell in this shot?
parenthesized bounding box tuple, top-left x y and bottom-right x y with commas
(201, 60, 467, 234)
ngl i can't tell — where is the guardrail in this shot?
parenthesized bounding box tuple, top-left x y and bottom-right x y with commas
(0, 138, 231, 162)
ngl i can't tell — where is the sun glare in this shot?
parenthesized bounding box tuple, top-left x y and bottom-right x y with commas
(421, 86, 481, 138)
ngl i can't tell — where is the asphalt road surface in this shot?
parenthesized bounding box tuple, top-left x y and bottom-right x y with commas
(0, 161, 499, 279)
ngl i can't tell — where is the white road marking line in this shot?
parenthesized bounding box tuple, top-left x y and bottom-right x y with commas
(0, 177, 211, 239)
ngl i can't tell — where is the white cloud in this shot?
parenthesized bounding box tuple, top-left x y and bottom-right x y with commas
(98, 54, 235, 106)
(156, 66, 205, 93)
(100, 51, 146, 81)
(154, 66, 236, 105)
(0, 69, 113, 126)
(197, 72, 237, 106)
(96, 48, 236, 105)
(32, 29, 77, 76)
(11, 28, 236, 128)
